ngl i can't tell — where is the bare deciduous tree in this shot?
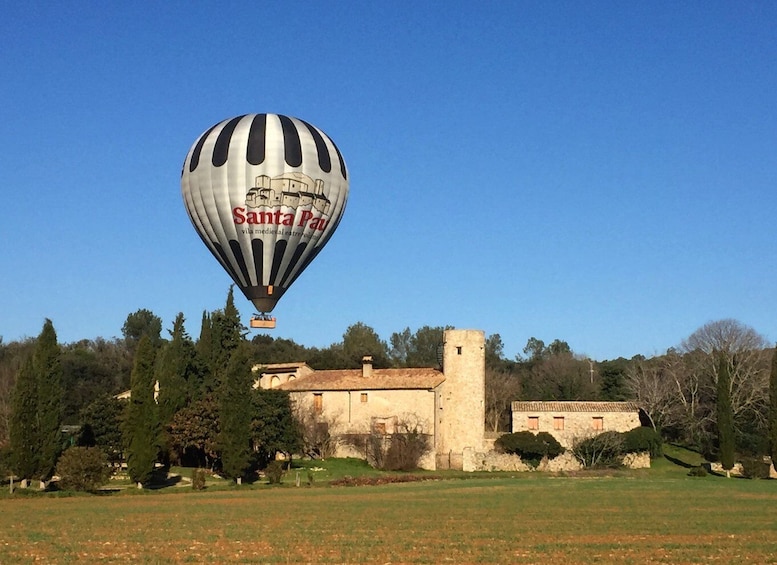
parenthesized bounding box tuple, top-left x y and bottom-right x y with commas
(681, 319, 770, 433)
(625, 357, 677, 432)
(485, 367, 521, 432)
(0, 338, 36, 446)
(293, 397, 341, 459)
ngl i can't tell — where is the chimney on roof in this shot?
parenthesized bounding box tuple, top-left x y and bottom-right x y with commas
(361, 355, 373, 378)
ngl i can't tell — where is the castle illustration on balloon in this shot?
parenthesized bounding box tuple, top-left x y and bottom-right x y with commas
(245, 172, 332, 215)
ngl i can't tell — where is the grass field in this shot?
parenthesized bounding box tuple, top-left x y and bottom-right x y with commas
(0, 448, 775, 563)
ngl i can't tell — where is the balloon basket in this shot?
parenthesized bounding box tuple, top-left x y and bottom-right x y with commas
(250, 315, 277, 329)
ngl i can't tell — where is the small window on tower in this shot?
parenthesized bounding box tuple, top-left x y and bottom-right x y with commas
(456, 346, 462, 355)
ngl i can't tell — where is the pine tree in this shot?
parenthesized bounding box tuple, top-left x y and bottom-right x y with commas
(769, 345, 777, 472)
(34, 319, 63, 483)
(219, 344, 252, 483)
(10, 355, 38, 482)
(123, 335, 160, 487)
(717, 352, 735, 477)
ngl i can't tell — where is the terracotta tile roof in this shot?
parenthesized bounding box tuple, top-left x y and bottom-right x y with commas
(278, 367, 445, 391)
(511, 401, 641, 413)
(253, 362, 311, 371)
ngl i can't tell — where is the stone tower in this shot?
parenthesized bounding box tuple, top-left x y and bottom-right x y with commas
(435, 329, 485, 470)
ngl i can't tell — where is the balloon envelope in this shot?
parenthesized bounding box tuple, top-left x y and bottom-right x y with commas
(181, 114, 349, 313)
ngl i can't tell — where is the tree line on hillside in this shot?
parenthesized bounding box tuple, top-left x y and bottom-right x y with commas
(2, 288, 777, 484)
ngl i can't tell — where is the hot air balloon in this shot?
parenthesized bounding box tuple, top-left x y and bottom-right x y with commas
(181, 114, 349, 329)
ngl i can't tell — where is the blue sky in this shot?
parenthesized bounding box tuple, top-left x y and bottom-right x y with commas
(2, 2, 776, 361)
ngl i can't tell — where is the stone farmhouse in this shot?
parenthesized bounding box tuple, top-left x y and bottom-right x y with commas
(254, 328, 486, 470)
(115, 327, 651, 471)
(511, 401, 643, 448)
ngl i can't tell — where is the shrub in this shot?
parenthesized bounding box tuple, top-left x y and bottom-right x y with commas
(0, 445, 12, 479)
(191, 468, 207, 490)
(55, 447, 111, 492)
(735, 431, 768, 458)
(623, 427, 663, 458)
(572, 432, 625, 469)
(494, 431, 564, 468)
(740, 457, 771, 479)
(266, 460, 285, 484)
(351, 416, 432, 471)
(383, 427, 432, 471)
(295, 409, 340, 459)
(364, 433, 387, 470)
(687, 465, 708, 477)
(494, 432, 521, 454)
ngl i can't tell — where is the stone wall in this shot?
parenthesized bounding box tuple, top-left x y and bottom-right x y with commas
(463, 448, 650, 472)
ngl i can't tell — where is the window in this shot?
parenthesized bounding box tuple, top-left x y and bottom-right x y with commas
(372, 416, 396, 435)
(313, 393, 323, 414)
(528, 416, 539, 430)
(360, 393, 368, 403)
(456, 346, 462, 355)
(592, 417, 604, 431)
(270, 375, 280, 389)
(553, 417, 565, 431)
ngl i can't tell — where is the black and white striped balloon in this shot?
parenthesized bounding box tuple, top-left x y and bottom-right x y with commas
(181, 114, 349, 314)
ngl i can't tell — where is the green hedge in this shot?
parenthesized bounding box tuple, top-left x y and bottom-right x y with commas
(495, 431, 564, 468)
(623, 427, 663, 458)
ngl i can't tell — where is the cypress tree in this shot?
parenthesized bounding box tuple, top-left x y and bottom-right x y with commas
(251, 388, 303, 466)
(769, 345, 777, 472)
(80, 394, 125, 466)
(123, 335, 160, 487)
(219, 344, 253, 483)
(196, 310, 214, 392)
(212, 289, 244, 375)
(34, 319, 63, 484)
(10, 356, 39, 483)
(9, 320, 62, 487)
(717, 352, 735, 477)
(156, 314, 195, 428)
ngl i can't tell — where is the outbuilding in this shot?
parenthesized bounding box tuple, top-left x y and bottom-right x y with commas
(511, 401, 643, 448)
